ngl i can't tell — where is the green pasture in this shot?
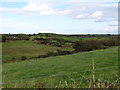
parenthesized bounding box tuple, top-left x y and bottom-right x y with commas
(3, 47, 118, 88)
(2, 40, 63, 62)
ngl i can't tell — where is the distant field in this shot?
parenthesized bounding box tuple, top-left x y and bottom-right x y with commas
(30, 34, 109, 42)
(55, 36, 108, 41)
(3, 47, 118, 88)
(2, 40, 64, 62)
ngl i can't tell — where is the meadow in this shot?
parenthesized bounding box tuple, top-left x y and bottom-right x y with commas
(3, 46, 118, 88)
(2, 40, 66, 63)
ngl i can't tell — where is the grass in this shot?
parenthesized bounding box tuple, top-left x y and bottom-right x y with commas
(55, 35, 109, 41)
(3, 46, 118, 88)
(2, 40, 64, 62)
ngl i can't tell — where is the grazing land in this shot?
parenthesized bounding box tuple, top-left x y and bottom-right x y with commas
(1, 33, 119, 88)
(3, 46, 118, 88)
(2, 40, 74, 63)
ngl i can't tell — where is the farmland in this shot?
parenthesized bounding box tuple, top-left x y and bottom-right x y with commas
(2, 40, 69, 63)
(1, 33, 119, 88)
(3, 46, 118, 88)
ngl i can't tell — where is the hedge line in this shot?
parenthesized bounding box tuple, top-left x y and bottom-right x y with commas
(73, 38, 119, 52)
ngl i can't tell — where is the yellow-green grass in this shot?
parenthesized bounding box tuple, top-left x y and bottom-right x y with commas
(2, 40, 63, 63)
(3, 47, 118, 88)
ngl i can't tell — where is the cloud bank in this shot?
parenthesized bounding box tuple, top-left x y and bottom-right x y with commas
(0, 2, 118, 22)
(0, 1, 118, 34)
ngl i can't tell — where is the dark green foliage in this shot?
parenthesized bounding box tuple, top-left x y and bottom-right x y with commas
(5, 34, 30, 41)
(17, 34, 30, 40)
(57, 50, 73, 55)
(73, 39, 105, 52)
(46, 51, 58, 56)
(21, 56, 27, 60)
(73, 37, 119, 52)
(2, 35, 6, 42)
(37, 50, 73, 58)
(12, 57, 15, 60)
(102, 38, 119, 47)
(2, 33, 118, 42)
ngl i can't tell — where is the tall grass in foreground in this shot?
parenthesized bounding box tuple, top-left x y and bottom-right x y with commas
(3, 59, 118, 88)
(3, 58, 118, 88)
(55, 59, 119, 88)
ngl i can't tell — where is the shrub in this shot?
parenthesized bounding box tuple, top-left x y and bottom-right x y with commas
(12, 57, 15, 60)
(2, 35, 6, 42)
(102, 38, 119, 47)
(57, 50, 72, 55)
(21, 56, 27, 60)
(46, 51, 58, 56)
(73, 39, 105, 52)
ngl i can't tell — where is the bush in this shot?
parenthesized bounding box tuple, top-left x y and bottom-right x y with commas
(57, 50, 72, 55)
(12, 57, 15, 60)
(21, 56, 27, 60)
(102, 38, 119, 47)
(46, 51, 58, 56)
(2, 35, 6, 42)
(73, 39, 105, 52)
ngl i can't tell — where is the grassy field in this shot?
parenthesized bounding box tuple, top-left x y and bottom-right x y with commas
(55, 36, 105, 41)
(3, 47, 118, 88)
(31, 34, 109, 42)
(2, 40, 65, 63)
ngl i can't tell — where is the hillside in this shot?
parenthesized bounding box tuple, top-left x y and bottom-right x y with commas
(2, 40, 66, 63)
(3, 47, 118, 88)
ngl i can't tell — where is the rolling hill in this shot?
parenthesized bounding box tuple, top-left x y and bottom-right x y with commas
(3, 46, 118, 88)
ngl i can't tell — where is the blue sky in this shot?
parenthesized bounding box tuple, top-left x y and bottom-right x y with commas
(0, 0, 118, 34)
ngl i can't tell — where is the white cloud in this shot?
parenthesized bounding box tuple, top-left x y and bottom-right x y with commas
(103, 26, 118, 32)
(23, 2, 73, 16)
(0, 2, 118, 22)
(58, 9, 72, 15)
(91, 11, 103, 19)
(23, 2, 74, 16)
(39, 9, 55, 15)
(23, 2, 55, 15)
(75, 14, 88, 19)
(23, 2, 50, 11)
(103, 4, 118, 7)
(75, 11, 104, 20)
(0, 2, 118, 34)
(74, 2, 117, 22)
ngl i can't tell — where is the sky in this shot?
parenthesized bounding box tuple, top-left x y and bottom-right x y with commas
(0, 0, 119, 34)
